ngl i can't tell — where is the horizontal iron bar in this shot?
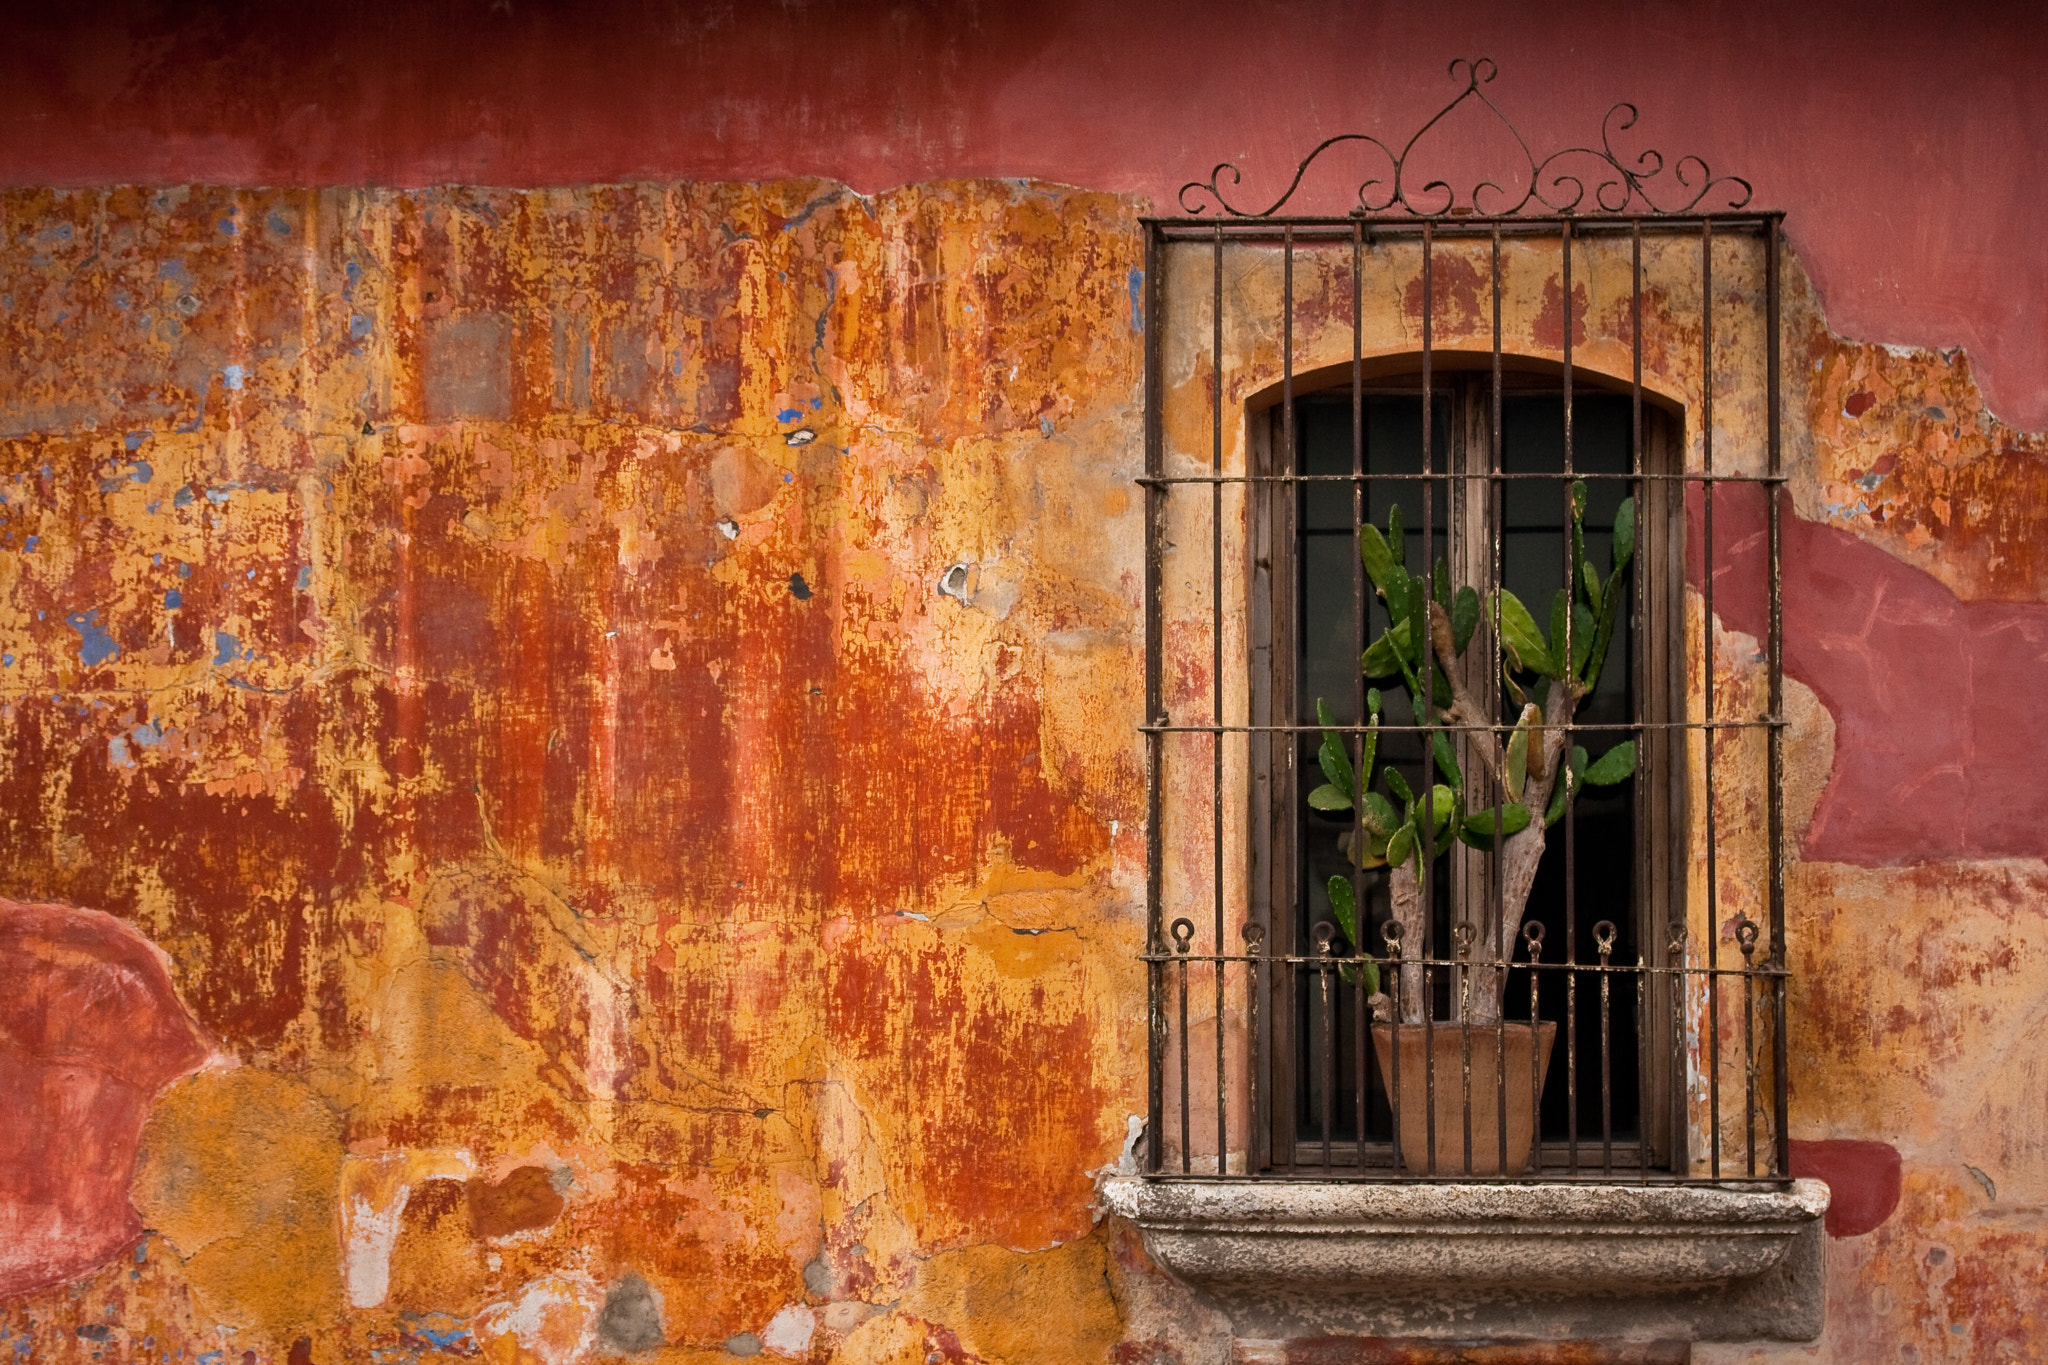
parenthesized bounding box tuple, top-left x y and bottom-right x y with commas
(1141, 718, 1783, 734)
(1136, 471, 1785, 486)
(1142, 954, 1784, 976)
(1144, 213, 1781, 236)
(1138, 1172, 1796, 1188)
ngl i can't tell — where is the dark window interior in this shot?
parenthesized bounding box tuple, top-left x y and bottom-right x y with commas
(1292, 385, 1642, 1154)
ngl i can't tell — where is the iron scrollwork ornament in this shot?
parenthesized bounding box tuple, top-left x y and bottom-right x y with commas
(1178, 57, 1753, 219)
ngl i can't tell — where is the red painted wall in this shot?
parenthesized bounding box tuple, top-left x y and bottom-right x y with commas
(2, 1, 2044, 426)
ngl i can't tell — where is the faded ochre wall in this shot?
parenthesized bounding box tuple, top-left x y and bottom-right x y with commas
(0, 180, 2044, 1364)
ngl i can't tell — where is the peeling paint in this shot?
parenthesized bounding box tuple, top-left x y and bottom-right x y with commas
(0, 170, 2038, 1364)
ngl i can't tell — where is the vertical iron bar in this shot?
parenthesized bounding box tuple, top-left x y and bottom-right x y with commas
(1460, 927, 1473, 1174)
(1767, 215, 1791, 1178)
(1492, 225, 1509, 1174)
(1528, 927, 1545, 1171)
(1702, 217, 1722, 1181)
(1598, 925, 1614, 1176)
(1745, 944, 1759, 1177)
(1636, 947, 1649, 1182)
(1247, 926, 1264, 1173)
(1179, 943, 1192, 1173)
(1630, 219, 1651, 1181)
(1561, 218, 1578, 1176)
(1390, 933, 1403, 1173)
(1321, 937, 1335, 1172)
(1274, 226, 1297, 1176)
(1143, 224, 1165, 1175)
(1214, 227, 1231, 1173)
(1352, 222, 1369, 1167)
(1421, 221, 1438, 1176)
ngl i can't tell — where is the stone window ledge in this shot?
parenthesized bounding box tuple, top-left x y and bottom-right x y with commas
(1099, 1175, 1830, 1343)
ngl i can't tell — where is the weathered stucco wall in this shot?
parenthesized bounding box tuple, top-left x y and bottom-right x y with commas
(1, 1, 2044, 434)
(0, 168, 2044, 1363)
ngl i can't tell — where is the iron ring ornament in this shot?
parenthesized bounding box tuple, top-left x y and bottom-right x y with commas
(1177, 57, 1753, 219)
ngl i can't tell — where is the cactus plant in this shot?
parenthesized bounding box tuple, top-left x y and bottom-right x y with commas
(1308, 481, 1637, 1025)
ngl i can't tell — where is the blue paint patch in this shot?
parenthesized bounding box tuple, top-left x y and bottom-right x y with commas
(22, 535, 36, 552)
(173, 486, 196, 507)
(179, 561, 191, 577)
(777, 408, 802, 423)
(1, 655, 13, 667)
(212, 631, 240, 666)
(218, 218, 236, 235)
(223, 364, 245, 390)
(1128, 267, 1145, 331)
(163, 588, 182, 609)
(812, 395, 823, 409)
(204, 486, 234, 505)
(345, 260, 362, 287)
(297, 566, 313, 591)
(400, 1312, 475, 1351)
(198, 1352, 225, 1365)
(107, 736, 133, 768)
(125, 430, 151, 451)
(350, 314, 372, 340)
(157, 259, 193, 286)
(67, 610, 120, 666)
(132, 721, 164, 747)
(268, 213, 291, 236)
(99, 459, 153, 492)
(784, 472, 794, 482)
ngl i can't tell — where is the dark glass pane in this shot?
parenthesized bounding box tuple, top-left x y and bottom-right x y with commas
(1293, 393, 1449, 1145)
(1498, 393, 1641, 1149)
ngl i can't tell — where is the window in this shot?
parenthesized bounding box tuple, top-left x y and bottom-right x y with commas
(1135, 63, 1792, 1188)
(1250, 371, 1686, 1175)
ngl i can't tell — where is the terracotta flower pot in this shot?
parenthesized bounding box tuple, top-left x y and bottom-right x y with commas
(1370, 1020, 1558, 1175)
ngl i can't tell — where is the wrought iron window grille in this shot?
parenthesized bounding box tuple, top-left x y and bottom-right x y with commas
(1139, 59, 1790, 1186)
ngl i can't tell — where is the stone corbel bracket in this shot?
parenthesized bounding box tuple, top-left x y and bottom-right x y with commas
(1099, 1176, 1830, 1343)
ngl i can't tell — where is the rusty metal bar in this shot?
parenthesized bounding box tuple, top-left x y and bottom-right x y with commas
(1598, 920, 1615, 1175)
(1215, 225, 1231, 1173)
(1352, 220, 1369, 1166)
(1140, 471, 1785, 486)
(1143, 223, 1165, 1176)
(1766, 214, 1790, 1179)
(1176, 918, 1193, 1173)
(1420, 219, 1438, 1176)
(1145, 719, 1780, 736)
(1491, 223, 1510, 1175)
(1702, 216, 1721, 1181)
(1744, 916, 1761, 1178)
(1630, 217, 1651, 1182)
(1561, 216, 1580, 1177)
(1246, 923, 1266, 1172)
(1526, 921, 1546, 1169)
(1147, 213, 1777, 238)
(1319, 923, 1335, 1172)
